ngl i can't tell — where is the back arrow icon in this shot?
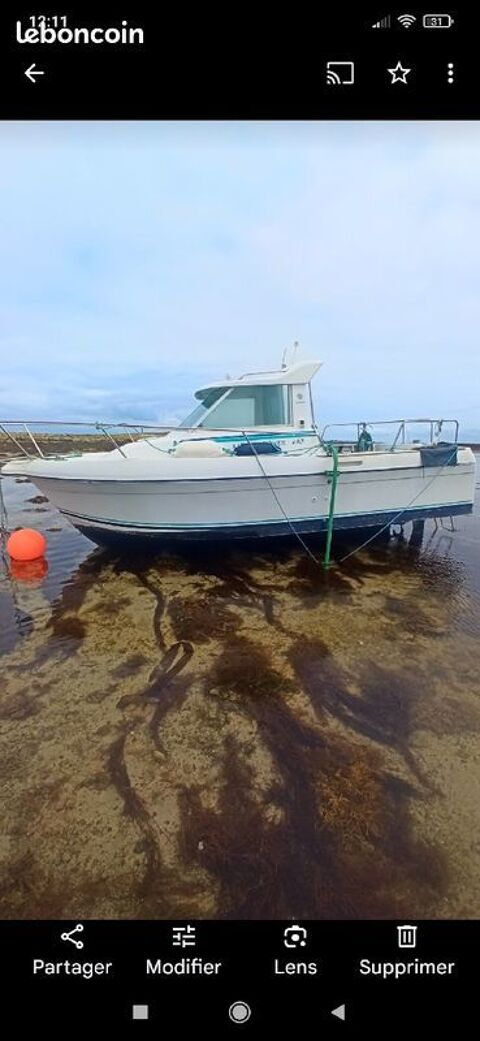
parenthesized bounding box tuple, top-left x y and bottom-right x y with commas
(25, 63, 45, 83)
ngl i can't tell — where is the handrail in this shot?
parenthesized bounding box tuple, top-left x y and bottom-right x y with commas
(23, 422, 45, 458)
(320, 417, 460, 447)
(94, 424, 128, 459)
(0, 415, 462, 463)
(0, 419, 170, 461)
(0, 418, 315, 461)
(0, 424, 32, 458)
(0, 419, 303, 432)
(0, 419, 173, 431)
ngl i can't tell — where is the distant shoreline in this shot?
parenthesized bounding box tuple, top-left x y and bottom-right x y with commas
(0, 432, 139, 461)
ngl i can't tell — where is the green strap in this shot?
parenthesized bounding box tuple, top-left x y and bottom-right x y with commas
(323, 444, 339, 570)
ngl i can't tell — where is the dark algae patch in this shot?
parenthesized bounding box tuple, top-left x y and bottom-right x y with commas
(169, 594, 239, 643)
(178, 636, 446, 918)
(208, 637, 291, 703)
(106, 732, 166, 907)
(48, 614, 87, 641)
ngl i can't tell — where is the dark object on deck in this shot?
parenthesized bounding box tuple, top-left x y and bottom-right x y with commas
(357, 423, 373, 452)
(233, 442, 281, 456)
(420, 442, 457, 467)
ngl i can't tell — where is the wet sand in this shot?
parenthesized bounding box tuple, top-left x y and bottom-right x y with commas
(0, 467, 479, 920)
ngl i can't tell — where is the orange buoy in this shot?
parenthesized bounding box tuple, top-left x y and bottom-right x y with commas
(6, 528, 47, 562)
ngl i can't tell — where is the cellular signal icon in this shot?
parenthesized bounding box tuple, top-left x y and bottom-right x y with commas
(398, 13, 417, 27)
(372, 15, 391, 28)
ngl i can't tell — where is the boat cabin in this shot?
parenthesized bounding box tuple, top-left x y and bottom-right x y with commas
(179, 361, 322, 432)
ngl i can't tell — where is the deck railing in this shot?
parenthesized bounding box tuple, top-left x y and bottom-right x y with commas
(320, 418, 460, 451)
(0, 420, 318, 460)
(0, 420, 176, 460)
(0, 416, 461, 462)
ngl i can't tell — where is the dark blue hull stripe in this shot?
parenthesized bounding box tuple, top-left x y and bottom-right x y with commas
(64, 502, 473, 542)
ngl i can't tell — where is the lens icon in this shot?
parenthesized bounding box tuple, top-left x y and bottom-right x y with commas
(228, 1001, 252, 1024)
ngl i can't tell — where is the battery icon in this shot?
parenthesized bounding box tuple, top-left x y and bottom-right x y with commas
(423, 14, 455, 27)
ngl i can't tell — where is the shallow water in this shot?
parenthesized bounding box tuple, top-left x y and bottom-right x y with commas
(1, 467, 479, 920)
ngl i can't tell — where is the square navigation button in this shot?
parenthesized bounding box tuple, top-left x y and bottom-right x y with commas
(132, 1005, 149, 1020)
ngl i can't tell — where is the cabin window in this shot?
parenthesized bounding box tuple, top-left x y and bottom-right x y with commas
(200, 385, 291, 429)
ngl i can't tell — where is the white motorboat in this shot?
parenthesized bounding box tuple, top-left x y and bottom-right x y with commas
(1, 355, 476, 546)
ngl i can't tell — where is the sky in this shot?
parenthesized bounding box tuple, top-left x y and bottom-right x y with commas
(0, 120, 479, 434)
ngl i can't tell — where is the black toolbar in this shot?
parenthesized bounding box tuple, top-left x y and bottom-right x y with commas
(1, 920, 476, 1030)
(0, 7, 478, 118)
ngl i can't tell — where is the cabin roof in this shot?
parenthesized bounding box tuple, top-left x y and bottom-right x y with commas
(195, 360, 322, 397)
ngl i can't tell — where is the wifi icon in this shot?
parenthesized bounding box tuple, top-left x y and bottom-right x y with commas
(398, 13, 416, 28)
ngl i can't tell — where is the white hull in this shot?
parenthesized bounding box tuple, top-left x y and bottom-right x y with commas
(6, 445, 475, 543)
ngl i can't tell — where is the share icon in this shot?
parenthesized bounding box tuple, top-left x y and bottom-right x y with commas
(60, 923, 84, 950)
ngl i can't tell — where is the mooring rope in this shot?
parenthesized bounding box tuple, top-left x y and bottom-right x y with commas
(337, 446, 459, 564)
(0, 475, 9, 544)
(241, 430, 321, 565)
(0, 475, 14, 605)
(240, 434, 462, 571)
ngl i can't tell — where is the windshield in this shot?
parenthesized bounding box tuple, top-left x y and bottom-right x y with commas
(178, 387, 228, 428)
(179, 384, 291, 429)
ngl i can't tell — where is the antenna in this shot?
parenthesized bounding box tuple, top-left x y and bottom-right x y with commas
(281, 347, 288, 369)
(292, 340, 299, 362)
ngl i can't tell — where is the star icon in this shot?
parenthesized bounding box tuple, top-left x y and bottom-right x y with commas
(387, 61, 411, 84)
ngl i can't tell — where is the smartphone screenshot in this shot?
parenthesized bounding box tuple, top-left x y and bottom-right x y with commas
(0, 4, 477, 1033)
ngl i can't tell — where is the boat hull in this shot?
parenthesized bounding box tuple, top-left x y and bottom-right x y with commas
(17, 449, 475, 544)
